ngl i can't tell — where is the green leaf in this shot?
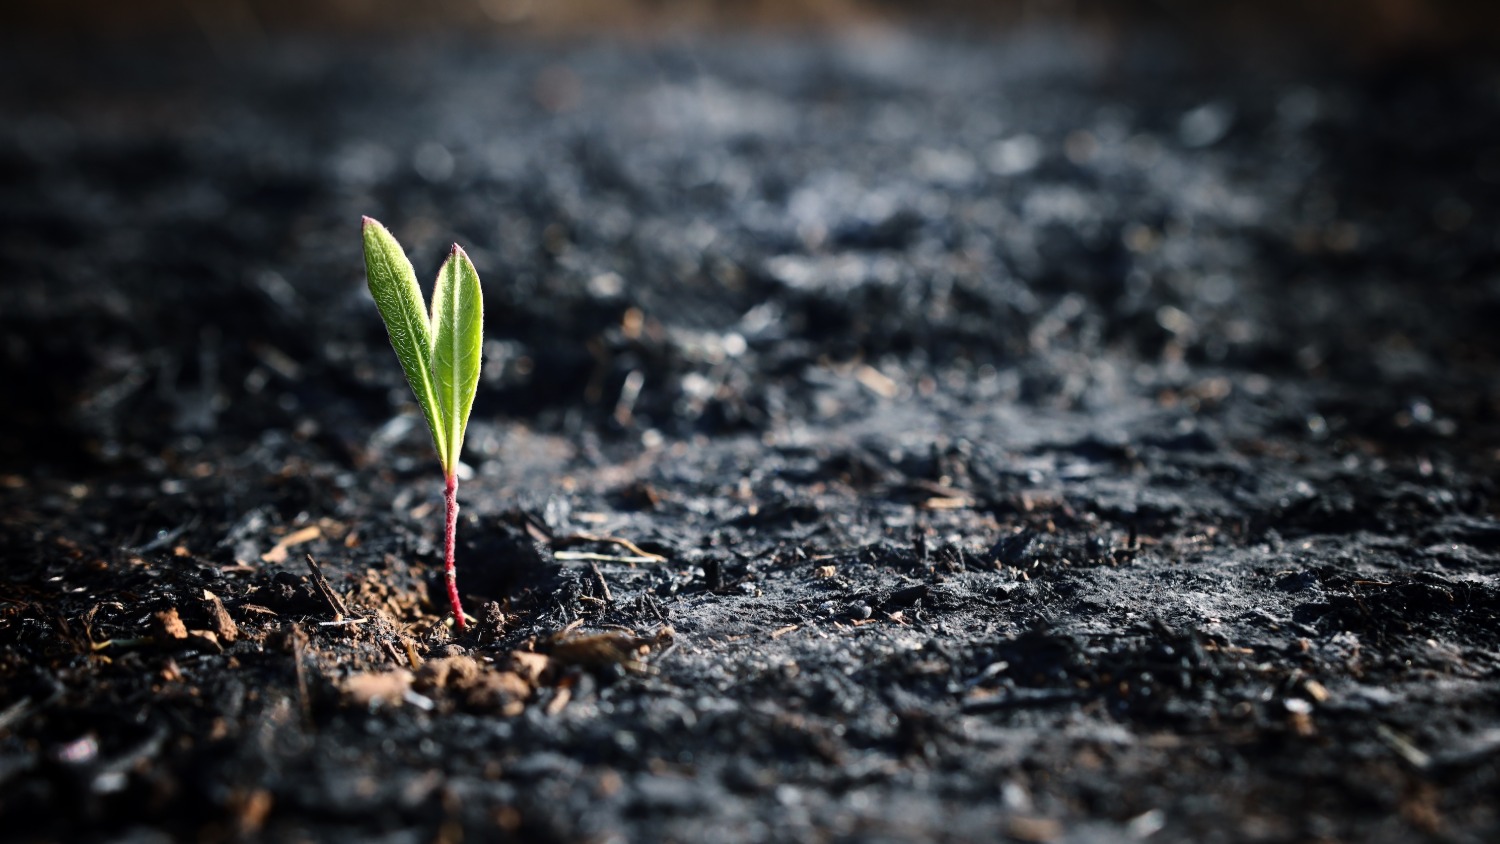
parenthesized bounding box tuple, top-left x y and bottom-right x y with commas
(362, 216, 449, 468)
(429, 244, 484, 474)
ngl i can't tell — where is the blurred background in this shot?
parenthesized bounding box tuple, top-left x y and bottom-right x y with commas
(3, 0, 1499, 480)
(6, 0, 1500, 54)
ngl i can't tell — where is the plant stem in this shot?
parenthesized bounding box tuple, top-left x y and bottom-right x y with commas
(443, 472, 466, 630)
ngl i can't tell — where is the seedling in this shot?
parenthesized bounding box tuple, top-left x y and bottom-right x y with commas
(362, 217, 483, 630)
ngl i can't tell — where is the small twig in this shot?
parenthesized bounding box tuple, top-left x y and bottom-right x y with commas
(317, 617, 368, 627)
(613, 369, 644, 426)
(553, 533, 667, 563)
(1377, 724, 1431, 770)
(555, 552, 664, 564)
(0, 696, 33, 734)
(127, 519, 198, 554)
(403, 640, 424, 669)
(305, 554, 349, 619)
(381, 640, 405, 666)
(644, 593, 668, 624)
(91, 637, 153, 651)
(770, 624, 799, 639)
(589, 562, 613, 604)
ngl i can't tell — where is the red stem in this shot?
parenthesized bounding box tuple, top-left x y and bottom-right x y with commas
(443, 472, 466, 630)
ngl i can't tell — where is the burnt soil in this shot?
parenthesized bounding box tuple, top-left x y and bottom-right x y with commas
(2, 30, 1500, 844)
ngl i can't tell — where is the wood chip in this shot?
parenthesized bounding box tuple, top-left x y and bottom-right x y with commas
(548, 633, 646, 671)
(855, 364, 900, 398)
(510, 651, 551, 686)
(1004, 816, 1062, 842)
(152, 608, 188, 641)
(414, 656, 483, 692)
(920, 496, 973, 510)
(259, 525, 322, 564)
(184, 629, 223, 654)
(413, 656, 529, 715)
(202, 590, 240, 643)
(228, 788, 274, 837)
(463, 671, 529, 716)
(1304, 679, 1330, 702)
(342, 670, 414, 708)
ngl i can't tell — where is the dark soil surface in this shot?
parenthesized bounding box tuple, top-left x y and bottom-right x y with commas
(3, 30, 1500, 843)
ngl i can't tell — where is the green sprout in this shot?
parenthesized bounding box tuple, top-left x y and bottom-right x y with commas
(362, 216, 483, 630)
